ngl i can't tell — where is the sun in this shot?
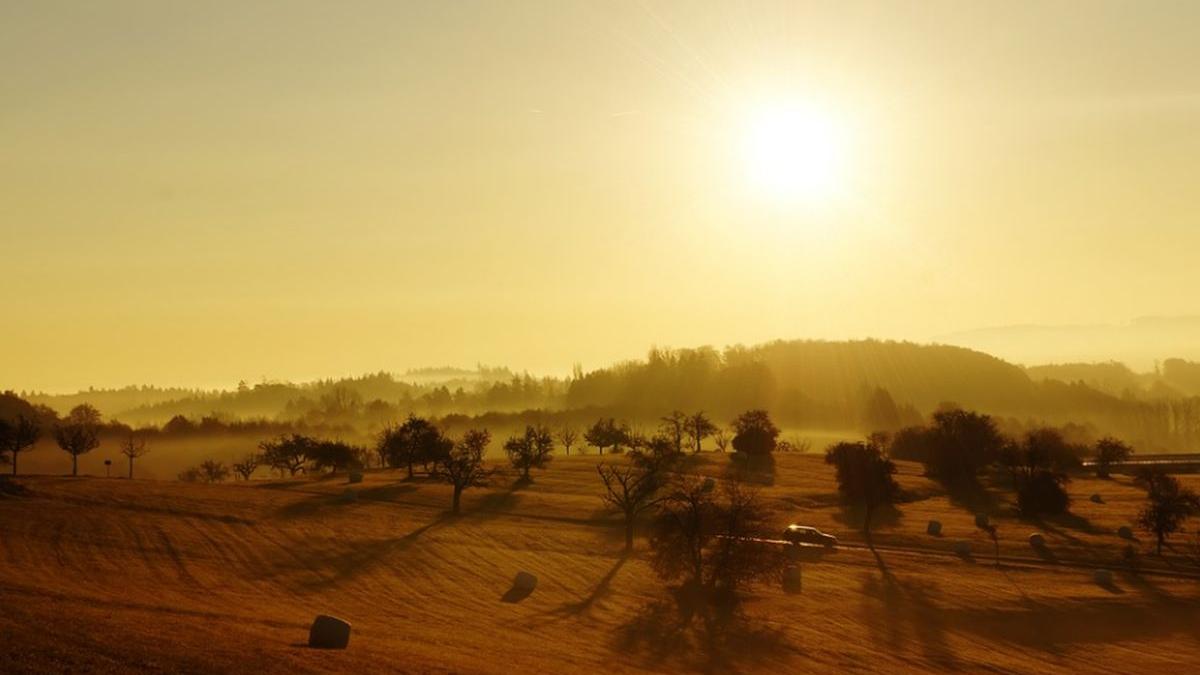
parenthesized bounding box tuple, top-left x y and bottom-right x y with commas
(741, 102, 848, 204)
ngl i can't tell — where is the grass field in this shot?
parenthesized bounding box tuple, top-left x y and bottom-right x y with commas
(2, 454, 1199, 673)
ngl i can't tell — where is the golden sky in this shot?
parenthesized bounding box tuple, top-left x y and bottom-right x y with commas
(3, 1, 1199, 392)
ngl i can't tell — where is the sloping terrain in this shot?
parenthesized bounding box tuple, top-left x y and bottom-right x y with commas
(2, 455, 1199, 673)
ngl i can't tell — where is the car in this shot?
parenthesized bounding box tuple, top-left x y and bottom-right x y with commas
(782, 524, 838, 549)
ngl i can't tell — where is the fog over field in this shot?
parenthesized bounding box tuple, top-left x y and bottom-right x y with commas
(4, 1, 1200, 673)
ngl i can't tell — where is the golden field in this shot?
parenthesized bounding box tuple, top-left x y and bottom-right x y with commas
(2, 454, 1199, 673)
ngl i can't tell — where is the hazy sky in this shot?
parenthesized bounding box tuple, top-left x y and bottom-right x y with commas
(4, 1, 1199, 392)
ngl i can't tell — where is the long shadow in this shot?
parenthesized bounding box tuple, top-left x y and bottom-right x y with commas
(292, 515, 448, 589)
(613, 589, 790, 671)
(859, 573, 959, 668)
(546, 554, 628, 617)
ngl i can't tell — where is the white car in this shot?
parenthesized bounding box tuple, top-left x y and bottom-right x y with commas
(783, 525, 838, 549)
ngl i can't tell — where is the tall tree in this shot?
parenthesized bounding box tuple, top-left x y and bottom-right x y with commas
(54, 404, 102, 476)
(659, 411, 688, 456)
(1137, 470, 1200, 555)
(824, 439, 901, 545)
(685, 411, 717, 454)
(556, 424, 579, 456)
(1093, 437, 1133, 479)
(434, 428, 493, 514)
(119, 432, 149, 479)
(504, 425, 554, 482)
(0, 415, 40, 476)
(730, 409, 779, 455)
(597, 461, 664, 551)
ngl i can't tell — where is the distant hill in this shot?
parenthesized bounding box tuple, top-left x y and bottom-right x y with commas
(935, 316, 1200, 370)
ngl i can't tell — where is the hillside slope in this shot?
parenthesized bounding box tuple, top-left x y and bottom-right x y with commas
(2, 456, 1199, 673)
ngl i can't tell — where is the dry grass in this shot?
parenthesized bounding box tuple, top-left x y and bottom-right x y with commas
(2, 454, 1199, 673)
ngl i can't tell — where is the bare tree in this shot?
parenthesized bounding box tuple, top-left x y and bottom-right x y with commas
(504, 425, 554, 482)
(198, 459, 230, 484)
(55, 404, 102, 476)
(711, 428, 730, 453)
(597, 461, 664, 551)
(0, 415, 40, 476)
(232, 453, 260, 481)
(119, 432, 149, 479)
(685, 411, 717, 454)
(434, 428, 493, 514)
(659, 411, 688, 455)
(557, 424, 579, 456)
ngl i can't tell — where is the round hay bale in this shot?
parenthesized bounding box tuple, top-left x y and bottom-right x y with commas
(1028, 533, 1046, 549)
(782, 565, 802, 594)
(1093, 569, 1114, 586)
(513, 571, 538, 592)
(1117, 526, 1134, 540)
(308, 615, 351, 649)
(953, 540, 972, 557)
(1089, 493, 1103, 504)
(701, 477, 716, 493)
(348, 471, 364, 484)
(926, 520, 943, 536)
(974, 513, 990, 530)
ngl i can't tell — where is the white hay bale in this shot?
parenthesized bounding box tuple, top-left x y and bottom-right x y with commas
(953, 541, 972, 557)
(1028, 533, 1046, 548)
(348, 471, 364, 484)
(926, 520, 943, 536)
(782, 565, 802, 594)
(513, 571, 538, 592)
(1117, 526, 1134, 540)
(1093, 569, 1114, 586)
(1089, 493, 1103, 504)
(308, 615, 351, 649)
(974, 513, 990, 530)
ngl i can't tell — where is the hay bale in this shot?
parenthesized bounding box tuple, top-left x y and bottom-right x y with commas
(926, 520, 943, 536)
(973, 513, 990, 530)
(1093, 569, 1114, 586)
(513, 571, 538, 592)
(953, 541, 972, 557)
(348, 471, 364, 484)
(1028, 533, 1046, 549)
(308, 615, 351, 649)
(1117, 526, 1134, 540)
(701, 477, 716, 492)
(782, 565, 802, 594)
(1089, 493, 1103, 504)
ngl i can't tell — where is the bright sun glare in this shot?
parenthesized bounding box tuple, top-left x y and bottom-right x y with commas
(742, 103, 848, 204)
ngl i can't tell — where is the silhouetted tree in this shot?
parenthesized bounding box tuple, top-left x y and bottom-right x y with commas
(585, 417, 629, 456)
(650, 475, 782, 612)
(824, 438, 900, 545)
(711, 428, 730, 453)
(119, 432, 149, 479)
(0, 414, 40, 476)
(659, 411, 688, 455)
(434, 428, 492, 514)
(1093, 437, 1133, 478)
(54, 404, 102, 476)
(199, 459, 230, 483)
(1017, 470, 1070, 517)
(923, 408, 1004, 486)
(685, 411, 717, 454)
(556, 424, 579, 456)
(259, 434, 313, 476)
(1136, 470, 1200, 555)
(376, 415, 451, 478)
(307, 440, 362, 473)
(504, 425, 554, 482)
(598, 461, 665, 552)
(232, 453, 260, 481)
(730, 409, 779, 455)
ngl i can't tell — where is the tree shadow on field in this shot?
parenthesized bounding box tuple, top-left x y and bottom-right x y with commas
(280, 514, 448, 589)
(859, 572, 959, 669)
(832, 503, 903, 532)
(614, 587, 790, 672)
(943, 478, 999, 515)
(544, 554, 629, 619)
